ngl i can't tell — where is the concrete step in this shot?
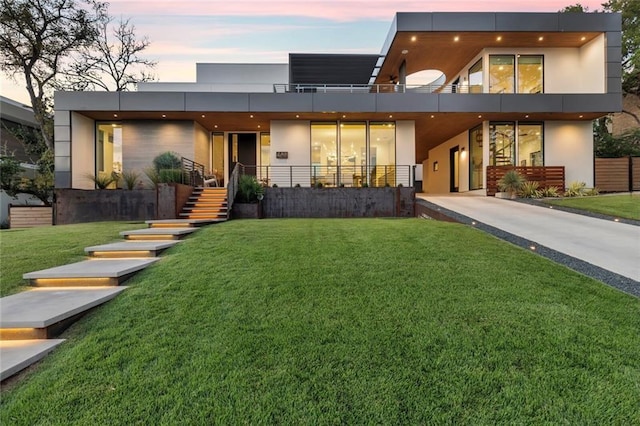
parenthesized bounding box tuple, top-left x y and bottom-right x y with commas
(185, 201, 228, 206)
(179, 213, 227, 219)
(23, 259, 159, 287)
(0, 287, 127, 339)
(0, 339, 66, 381)
(84, 241, 181, 258)
(120, 227, 199, 240)
(145, 219, 212, 228)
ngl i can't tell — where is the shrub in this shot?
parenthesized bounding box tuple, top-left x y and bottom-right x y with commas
(539, 186, 561, 198)
(565, 181, 586, 197)
(87, 171, 119, 189)
(120, 170, 141, 190)
(498, 170, 525, 198)
(519, 181, 541, 198)
(315, 182, 324, 189)
(144, 167, 160, 189)
(585, 187, 600, 196)
(153, 151, 182, 172)
(158, 169, 185, 184)
(237, 174, 263, 203)
(294, 183, 301, 188)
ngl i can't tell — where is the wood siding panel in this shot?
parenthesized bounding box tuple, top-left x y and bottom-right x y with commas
(595, 157, 632, 192)
(486, 166, 565, 196)
(9, 206, 52, 228)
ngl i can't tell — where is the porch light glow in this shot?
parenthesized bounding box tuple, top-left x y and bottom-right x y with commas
(201, 115, 205, 118)
(411, 35, 417, 42)
(496, 36, 502, 41)
(250, 114, 254, 118)
(538, 36, 544, 41)
(581, 36, 586, 41)
(296, 115, 299, 118)
(162, 114, 166, 118)
(402, 49, 409, 54)
(579, 115, 584, 118)
(478, 115, 482, 119)
(113, 114, 118, 118)
(454, 36, 459, 42)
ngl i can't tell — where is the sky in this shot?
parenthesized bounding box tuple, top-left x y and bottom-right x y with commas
(1, 0, 605, 105)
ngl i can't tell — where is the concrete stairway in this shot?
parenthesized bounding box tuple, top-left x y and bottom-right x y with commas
(179, 187, 228, 221)
(0, 215, 220, 381)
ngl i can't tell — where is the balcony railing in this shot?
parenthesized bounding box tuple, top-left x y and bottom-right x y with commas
(238, 164, 416, 188)
(273, 83, 485, 94)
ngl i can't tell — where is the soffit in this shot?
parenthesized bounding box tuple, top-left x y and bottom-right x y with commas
(81, 110, 602, 164)
(376, 31, 601, 85)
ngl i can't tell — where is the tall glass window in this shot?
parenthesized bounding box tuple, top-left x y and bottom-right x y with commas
(369, 122, 396, 187)
(469, 125, 483, 189)
(96, 123, 122, 188)
(518, 124, 543, 166)
(518, 55, 543, 94)
(211, 132, 224, 184)
(468, 59, 483, 93)
(259, 133, 270, 184)
(311, 123, 337, 186)
(489, 55, 515, 94)
(339, 122, 366, 186)
(489, 122, 515, 166)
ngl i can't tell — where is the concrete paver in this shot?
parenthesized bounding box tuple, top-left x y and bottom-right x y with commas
(84, 241, 180, 256)
(0, 287, 127, 328)
(421, 195, 640, 282)
(23, 258, 159, 280)
(120, 227, 198, 237)
(0, 339, 65, 380)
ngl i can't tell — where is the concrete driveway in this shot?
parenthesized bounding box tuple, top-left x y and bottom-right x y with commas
(419, 195, 640, 283)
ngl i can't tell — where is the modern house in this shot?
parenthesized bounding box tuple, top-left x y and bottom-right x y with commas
(53, 12, 622, 194)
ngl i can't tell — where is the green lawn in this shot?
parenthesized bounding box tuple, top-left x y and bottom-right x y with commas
(543, 194, 640, 220)
(0, 222, 144, 296)
(1, 219, 638, 424)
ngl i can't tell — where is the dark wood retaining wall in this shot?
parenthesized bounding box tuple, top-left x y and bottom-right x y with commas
(259, 187, 414, 218)
(595, 157, 640, 192)
(55, 183, 193, 224)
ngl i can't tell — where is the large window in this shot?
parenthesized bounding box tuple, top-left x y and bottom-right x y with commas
(469, 125, 483, 189)
(489, 55, 515, 94)
(518, 55, 543, 94)
(310, 122, 396, 187)
(369, 122, 396, 187)
(518, 124, 543, 166)
(468, 59, 483, 93)
(489, 122, 515, 166)
(339, 122, 366, 186)
(311, 123, 337, 186)
(96, 123, 122, 188)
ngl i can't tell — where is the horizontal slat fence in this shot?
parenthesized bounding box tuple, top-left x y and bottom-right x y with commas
(595, 157, 640, 192)
(9, 206, 52, 228)
(486, 166, 565, 196)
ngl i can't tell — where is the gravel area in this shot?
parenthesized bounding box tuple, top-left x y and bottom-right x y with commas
(416, 199, 640, 298)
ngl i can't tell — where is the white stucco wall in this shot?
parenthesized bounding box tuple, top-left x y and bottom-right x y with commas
(71, 112, 96, 189)
(425, 131, 469, 194)
(579, 34, 606, 93)
(545, 121, 594, 186)
(270, 121, 312, 187)
(396, 121, 416, 186)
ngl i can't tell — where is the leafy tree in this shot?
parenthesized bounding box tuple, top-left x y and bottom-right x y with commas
(559, 3, 591, 12)
(0, 0, 108, 150)
(58, 16, 156, 91)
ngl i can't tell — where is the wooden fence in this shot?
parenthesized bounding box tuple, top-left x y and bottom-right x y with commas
(9, 205, 52, 228)
(595, 157, 640, 192)
(486, 166, 565, 196)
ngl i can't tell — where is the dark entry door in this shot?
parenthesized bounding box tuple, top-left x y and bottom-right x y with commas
(228, 133, 257, 176)
(450, 146, 459, 192)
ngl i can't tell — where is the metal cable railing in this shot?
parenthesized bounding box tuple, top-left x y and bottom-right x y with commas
(273, 83, 484, 94)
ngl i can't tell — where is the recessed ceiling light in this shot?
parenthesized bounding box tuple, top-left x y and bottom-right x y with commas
(162, 114, 166, 118)
(296, 114, 299, 118)
(258, 125, 261, 128)
(214, 125, 218, 128)
(401, 49, 409, 54)
(525, 115, 529, 118)
(411, 35, 417, 42)
(430, 115, 435, 119)
(478, 115, 482, 119)
(579, 115, 584, 118)
(496, 36, 502, 41)
(581, 36, 586, 41)
(342, 114, 346, 118)
(538, 36, 544, 41)
(201, 114, 205, 118)
(389, 115, 393, 118)
(250, 114, 254, 118)
(454, 36, 460, 42)
(113, 113, 118, 118)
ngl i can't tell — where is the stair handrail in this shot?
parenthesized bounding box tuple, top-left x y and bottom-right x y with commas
(227, 163, 242, 214)
(181, 157, 206, 186)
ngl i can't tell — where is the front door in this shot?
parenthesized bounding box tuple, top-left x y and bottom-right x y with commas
(450, 146, 459, 192)
(228, 133, 257, 176)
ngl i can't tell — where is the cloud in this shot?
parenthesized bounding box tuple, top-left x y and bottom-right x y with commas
(107, 0, 606, 22)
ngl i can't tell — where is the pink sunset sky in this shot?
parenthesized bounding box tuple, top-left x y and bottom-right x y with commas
(1, 0, 605, 104)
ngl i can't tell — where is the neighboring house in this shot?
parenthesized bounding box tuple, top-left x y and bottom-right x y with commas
(0, 96, 42, 225)
(53, 12, 622, 194)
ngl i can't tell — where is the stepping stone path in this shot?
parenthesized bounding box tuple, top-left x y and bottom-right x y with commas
(0, 214, 224, 381)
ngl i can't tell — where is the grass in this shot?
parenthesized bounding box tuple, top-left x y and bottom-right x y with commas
(0, 222, 144, 297)
(1, 219, 639, 424)
(543, 194, 640, 220)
